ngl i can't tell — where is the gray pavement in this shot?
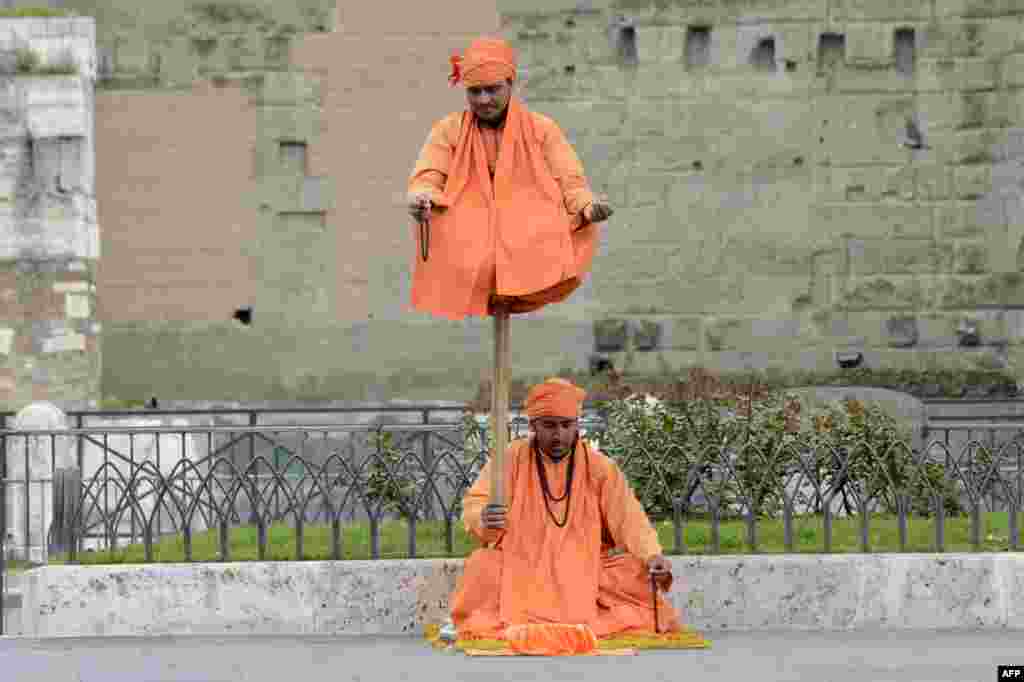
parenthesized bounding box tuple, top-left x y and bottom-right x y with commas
(0, 630, 1021, 682)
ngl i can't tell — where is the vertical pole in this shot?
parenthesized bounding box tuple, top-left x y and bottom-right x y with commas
(490, 309, 510, 506)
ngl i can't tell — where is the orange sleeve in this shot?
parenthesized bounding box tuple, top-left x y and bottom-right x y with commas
(537, 115, 596, 222)
(599, 457, 662, 562)
(460, 444, 516, 546)
(408, 114, 459, 200)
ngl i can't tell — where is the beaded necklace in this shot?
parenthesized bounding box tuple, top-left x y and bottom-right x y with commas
(534, 434, 581, 528)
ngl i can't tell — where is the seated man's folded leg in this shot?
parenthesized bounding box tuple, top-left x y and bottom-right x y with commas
(450, 548, 505, 639)
(592, 552, 683, 638)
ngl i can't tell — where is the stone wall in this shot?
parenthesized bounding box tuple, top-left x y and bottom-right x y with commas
(2, 0, 1022, 408)
(0, 15, 98, 408)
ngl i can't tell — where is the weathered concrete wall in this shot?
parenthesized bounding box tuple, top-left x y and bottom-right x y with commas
(9, 553, 1024, 637)
(5, 0, 1023, 408)
(0, 16, 98, 408)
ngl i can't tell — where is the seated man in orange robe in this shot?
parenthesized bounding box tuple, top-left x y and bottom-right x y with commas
(406, 37, 613, 320)
(450, 378, 684, 641)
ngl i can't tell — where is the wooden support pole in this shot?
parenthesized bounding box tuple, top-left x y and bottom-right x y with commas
(489, 308, 510, 506)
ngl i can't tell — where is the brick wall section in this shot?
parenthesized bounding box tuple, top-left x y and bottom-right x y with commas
(95, 83, 259, 322)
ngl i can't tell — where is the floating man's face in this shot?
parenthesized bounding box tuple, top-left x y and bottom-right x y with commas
(466, 80, 512, 123)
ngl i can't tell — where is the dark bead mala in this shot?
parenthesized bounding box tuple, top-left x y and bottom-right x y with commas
(534, 435, 584, 528)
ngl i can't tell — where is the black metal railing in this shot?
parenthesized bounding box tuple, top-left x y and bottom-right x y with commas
(3, 405, 1024, 636)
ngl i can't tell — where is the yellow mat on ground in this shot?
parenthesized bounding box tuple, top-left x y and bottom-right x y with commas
(423, 623, 711, 656)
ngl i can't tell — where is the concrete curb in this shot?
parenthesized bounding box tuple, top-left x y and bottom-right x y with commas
(7, 553, 1024, 638)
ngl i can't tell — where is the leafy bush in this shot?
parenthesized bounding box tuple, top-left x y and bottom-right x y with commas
(364, 368, 1001, 525)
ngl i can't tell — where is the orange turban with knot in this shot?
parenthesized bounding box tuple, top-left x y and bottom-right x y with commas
(525, 378, 587, 419)
(449, 37, 517, 88)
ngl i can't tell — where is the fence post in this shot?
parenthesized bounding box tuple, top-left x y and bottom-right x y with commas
(11, 402, 71, 563)
(1, 432, 6, 636)
(50, 466, 82, 560)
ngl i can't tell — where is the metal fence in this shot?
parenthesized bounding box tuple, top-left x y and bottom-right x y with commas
(3, 402, 1024, 635)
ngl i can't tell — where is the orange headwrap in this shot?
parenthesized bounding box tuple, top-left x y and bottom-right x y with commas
(449, 37, 517, 88)
(525, 378, 587, 419)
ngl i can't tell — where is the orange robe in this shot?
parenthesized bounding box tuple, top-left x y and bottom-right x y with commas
(407, 97, 599, 319)
(450, 437, 684, 640)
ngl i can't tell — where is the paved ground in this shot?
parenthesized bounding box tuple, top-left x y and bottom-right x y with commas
(0, 630, 1021, 682)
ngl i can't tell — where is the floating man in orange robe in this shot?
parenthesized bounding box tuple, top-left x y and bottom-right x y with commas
(406, 36, 612, 319)
(450, 377, 685, 642)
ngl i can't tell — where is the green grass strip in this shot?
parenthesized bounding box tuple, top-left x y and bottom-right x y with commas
(22, 512, 1021, 569)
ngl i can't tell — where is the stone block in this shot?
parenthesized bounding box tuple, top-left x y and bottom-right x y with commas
(660, 316, 701, 351)
(831, 64, 916, 94)
(916, 57, 999, 92)
(523, 63, 632, 101)
(1003, 53, 1024, 87)
(821, 166, 884, 202)
(935, 202, 988, 238)
(593, 274, 743, 315)
(618, 349, 701, 375)
(626, 173, 669, 209)
(841, 275, 943, 310)
(813, 203, 934, 240)
(735, 275, 816, 316)
(634, 25, 685, 63)
(884, 314, 920, 347)
(915, 164, 953, 200)
(937, 0, 1024, 19)
(845, 21, 899, 63)
(113, 35, 152, 75)
(0, 327, 12, 356)
(951, 127, 1003, 165)
(954, 164, 993, 200)
(940, 272, 1024, 309)
(625, 95, 673, 138)
(943, 20, 1022, 57)
(718, 0, 827, 22)
(702, 71, 811, 99)
(256, 104, 320, 144)
(254, 71, 322, 106)
(952, 240, 990, 274)
(155, 36, 203, 87)
(831, 0, 931, 20)
(910, 91, 960, 132)
(814, 95, 917, 165)
(598, 243, 679, 281)
(715, 233, 814, 277)
(535, 99, 627, 138)
(847, 238, 953, 276)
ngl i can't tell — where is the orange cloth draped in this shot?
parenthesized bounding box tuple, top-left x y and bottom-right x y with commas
(407, 96, 598, 319)
(525, 377, 587, 419)
(449, 438, 683, 640)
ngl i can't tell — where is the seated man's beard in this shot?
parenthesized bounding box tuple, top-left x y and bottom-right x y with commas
(544, 433, 578, 461)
